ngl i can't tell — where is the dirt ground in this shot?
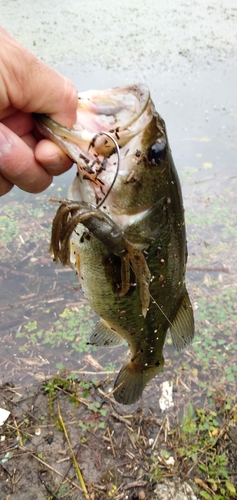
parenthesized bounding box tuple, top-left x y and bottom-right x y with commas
(2, 375, 236, 500)
(0, 377, 200, 500)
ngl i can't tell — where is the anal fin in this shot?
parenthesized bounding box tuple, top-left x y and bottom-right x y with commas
(170, 290, 195, 351)
(90, 318, 124, 347)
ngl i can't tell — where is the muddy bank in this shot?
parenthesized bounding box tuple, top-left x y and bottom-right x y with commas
(2, 376, 236, 500)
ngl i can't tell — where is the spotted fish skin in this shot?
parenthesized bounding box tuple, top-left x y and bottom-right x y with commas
(34, 84, 195, 405)
(68, 139, 194, 405)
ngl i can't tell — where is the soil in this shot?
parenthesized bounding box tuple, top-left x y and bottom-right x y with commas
(0, 378, 200, 500)
(0, 379, 203, 500)
(1, 375, 236, 499)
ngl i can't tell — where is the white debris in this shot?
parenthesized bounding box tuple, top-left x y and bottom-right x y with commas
(165, 456, 175, 466)
(0, 408, 10, 426)
(158, 455, 175, 466)
(159, 381, 174, 411)
(149, 438, 154, 445)
(35, 428, 41, 436)
(19, 234, 25, 244)
(152, 478, 199, 500)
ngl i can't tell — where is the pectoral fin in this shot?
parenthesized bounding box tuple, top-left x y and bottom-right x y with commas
(89, 318, 124, 347)
(114, 357, 164, 405)
(170, 290, 195, 351)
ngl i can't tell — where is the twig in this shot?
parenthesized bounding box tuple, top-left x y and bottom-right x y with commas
(38, 471, 61, 500)
(20, 446, 82, 490)
(107, 427, 116, 458)
(13, 417, 23, 447)
(0, 462, 12, 477)
(57, 400, 89, 499)
(109, 481, 126, 499)
(151, 415, 167, 451)
(0, 264, 34, 277)
(124, 480, 148, 490)
(111, 411, 133, 430)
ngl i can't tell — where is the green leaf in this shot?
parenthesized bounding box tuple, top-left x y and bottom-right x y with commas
(98, 421, 106, 429)
(100, 409, 107, 417)
(188, 402, 194, 417)
(200, 491, 212, 500)
(199, 463, 208, 472)
(226, 481, 236, 495)
(88, 402, 100, 412)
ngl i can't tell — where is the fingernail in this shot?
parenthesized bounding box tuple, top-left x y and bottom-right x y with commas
(0, 129, 11, 155)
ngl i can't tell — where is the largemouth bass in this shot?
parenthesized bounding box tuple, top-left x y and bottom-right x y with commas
(34, 84, 194, 405)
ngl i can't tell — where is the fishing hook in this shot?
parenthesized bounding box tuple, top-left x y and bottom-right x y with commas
(95, 131, 120, 209)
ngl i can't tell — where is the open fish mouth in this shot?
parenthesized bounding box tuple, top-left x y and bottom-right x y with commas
(35, 84, 151, 151)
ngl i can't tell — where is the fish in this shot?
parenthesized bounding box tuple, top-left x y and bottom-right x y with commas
(34, 83, 194, 405)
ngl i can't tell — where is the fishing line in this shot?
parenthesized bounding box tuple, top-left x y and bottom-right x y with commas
(150, 293, 186, 346)
(96, 131, 120, 209)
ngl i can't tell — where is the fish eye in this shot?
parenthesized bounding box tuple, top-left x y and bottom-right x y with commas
(148, 140, 166, 166)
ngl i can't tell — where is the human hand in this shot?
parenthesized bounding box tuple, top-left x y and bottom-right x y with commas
(0, 27, 78, 196)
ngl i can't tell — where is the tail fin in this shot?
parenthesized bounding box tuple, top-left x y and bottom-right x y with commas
(113, 357, 164, 405)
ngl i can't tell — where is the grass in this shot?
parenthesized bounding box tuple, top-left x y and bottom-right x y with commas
(177, 398, 237, 499)
(0, 199, 51, 246)
(16, 305, 97, 354)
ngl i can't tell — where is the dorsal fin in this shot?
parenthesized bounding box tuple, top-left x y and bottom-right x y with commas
(170, 290, 195, 351)
(89, 318, 124, 347)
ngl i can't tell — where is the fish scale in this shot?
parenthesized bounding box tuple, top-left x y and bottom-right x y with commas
(34, 84, 195, 405)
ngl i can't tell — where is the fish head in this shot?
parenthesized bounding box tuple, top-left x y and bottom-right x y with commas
(34, 84, 169, 237)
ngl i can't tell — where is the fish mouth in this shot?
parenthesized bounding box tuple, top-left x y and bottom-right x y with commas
(75, 83, 151, 135)
(34, 83, 164, 224)
(33, 84, 152, 172)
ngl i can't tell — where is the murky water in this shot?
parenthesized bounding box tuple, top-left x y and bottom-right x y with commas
(0, 2, 237, 410)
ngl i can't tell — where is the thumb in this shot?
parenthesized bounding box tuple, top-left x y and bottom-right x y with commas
(0, 28, 78, 127)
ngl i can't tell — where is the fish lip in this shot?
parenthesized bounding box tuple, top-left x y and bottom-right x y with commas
(33, 112, 97, 170)
(33, 113, 86, 143)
